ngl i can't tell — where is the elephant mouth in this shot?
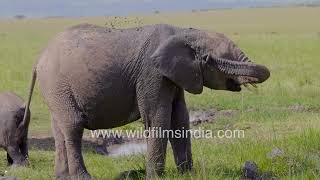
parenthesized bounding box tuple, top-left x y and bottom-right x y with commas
(226, 79, 241, 92)
(226, 76, 259, 92)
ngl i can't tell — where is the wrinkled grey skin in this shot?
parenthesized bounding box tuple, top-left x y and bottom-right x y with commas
(0, 92, 30, 166)
(24, 24, 270, 179)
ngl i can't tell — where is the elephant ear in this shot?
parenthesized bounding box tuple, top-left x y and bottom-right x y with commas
(150, 35, 203, 94)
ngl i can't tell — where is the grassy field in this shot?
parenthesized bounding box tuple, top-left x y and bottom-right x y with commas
(0, 6, 320, 179)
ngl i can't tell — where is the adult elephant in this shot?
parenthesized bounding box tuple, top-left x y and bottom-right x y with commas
(24, 24, 270, 179)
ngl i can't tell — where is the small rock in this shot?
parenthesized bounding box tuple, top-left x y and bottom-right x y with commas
(267, 147, 284, 159)
(243, 161, 259, 179)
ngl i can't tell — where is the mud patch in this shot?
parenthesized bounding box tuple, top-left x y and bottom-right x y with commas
(271, 104, 320, 113)
(29, 135, 146, 157)
(287, 104, 307, 112)
(286, 104, 320, 113)
(219, 109, 239, 117)
(84, 136, 146, 157)
(28, 136, 108, 153)
(189, 108, 238, 126)
(29, 137, 55, 151)
(190, 109, 217, 126)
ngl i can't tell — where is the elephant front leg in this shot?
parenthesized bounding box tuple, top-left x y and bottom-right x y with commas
(137, 82, 176, 179)
(146, 131, 169, 178)
(141, 106, 172, 178)
(169, 91, 193, 173)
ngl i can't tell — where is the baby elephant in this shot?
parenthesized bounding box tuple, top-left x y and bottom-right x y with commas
(0, 92, 30, 166)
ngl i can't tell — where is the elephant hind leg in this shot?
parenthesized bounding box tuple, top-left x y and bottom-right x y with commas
(6, 143, 28, 166)
(52, 114, 70, 179)
(54, 111, 91, 180)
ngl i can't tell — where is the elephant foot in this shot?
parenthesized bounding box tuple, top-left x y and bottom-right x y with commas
(177, 161, 193, 174)
(114, 169, 146, 180)
(10, 159, 29, 167)
(7, 153, 13, 166)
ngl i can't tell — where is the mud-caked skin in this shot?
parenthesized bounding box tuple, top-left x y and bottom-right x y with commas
(24, 24, 270, 179)
(0, 92, 30, 166)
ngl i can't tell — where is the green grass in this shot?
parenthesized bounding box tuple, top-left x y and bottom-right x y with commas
(0, 6, 320, 179)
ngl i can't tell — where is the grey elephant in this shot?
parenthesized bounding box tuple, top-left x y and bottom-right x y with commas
(0, 92, 30, 166)
(24, 24, 270, 179)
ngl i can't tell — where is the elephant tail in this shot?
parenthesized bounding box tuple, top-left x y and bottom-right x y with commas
(18, 66, 37, 132)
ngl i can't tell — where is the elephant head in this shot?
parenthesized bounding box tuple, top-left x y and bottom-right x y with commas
(151, 31, 270, 94)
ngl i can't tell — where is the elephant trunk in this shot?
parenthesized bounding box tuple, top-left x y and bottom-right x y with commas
(210, 57, 270, 83)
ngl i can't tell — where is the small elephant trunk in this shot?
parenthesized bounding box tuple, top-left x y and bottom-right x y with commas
(210, 57, 270, 83)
